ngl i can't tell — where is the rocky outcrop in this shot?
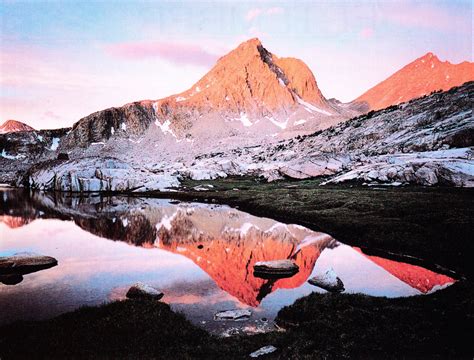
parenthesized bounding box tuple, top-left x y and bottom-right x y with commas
(353, 53, 474, 111)
(0, 127, 69, 184)
(322, 149, 474, 187)
(60, 103, 156, 149)
(24, 157, 179, 192)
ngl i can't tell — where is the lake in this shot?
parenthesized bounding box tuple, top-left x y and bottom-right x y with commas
(0, 189, 456, 336)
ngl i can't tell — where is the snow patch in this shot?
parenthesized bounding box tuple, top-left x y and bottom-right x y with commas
(121, 123, 127, 131)
(294, 119, 306, 126)
(50, 137, 60, 151)
(234, 112, 252, 127)
(296, 96, 331, 115)
(175, 96, 186, 102)
(1, 149, 26, 160)
(265, 116, 288, 130)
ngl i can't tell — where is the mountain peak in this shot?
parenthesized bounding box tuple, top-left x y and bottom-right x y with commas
(354, 52, 474, 111)
(417, 52, 441, 64)
(0, 120, 35, 134)
(156, 38, 330, 116)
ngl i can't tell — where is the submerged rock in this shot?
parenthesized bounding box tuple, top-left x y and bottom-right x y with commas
(250, 345, 277, 358)
(308, 268, 345, 292)
(0, 252, 58, 275)
(126, 282, 164, 300)
(214, 309, 252, 321)
(254, 259, 299, 278)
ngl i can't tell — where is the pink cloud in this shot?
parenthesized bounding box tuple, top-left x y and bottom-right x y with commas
(105, 41, 219, 67)
(245, 7, 284, 21)
(359, 27, 374, 39)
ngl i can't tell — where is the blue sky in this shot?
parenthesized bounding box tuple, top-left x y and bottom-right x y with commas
(1, 0, 472, 129)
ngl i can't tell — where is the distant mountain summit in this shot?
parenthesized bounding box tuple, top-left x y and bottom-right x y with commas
(156, 38, 331, 116)
(354, 52, 474, 111)
(0, 120, 35, 134)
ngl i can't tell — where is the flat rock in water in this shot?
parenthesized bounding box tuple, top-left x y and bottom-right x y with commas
(214, 309, 252, 321)
(126, 282, 164, 300)
(308, 268, 345, 293)
(0, 252, 58, 275)
(250, 345, 277, 358)
(253, 260, 299, 278)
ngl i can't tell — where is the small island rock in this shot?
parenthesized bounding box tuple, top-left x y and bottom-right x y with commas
(126, 282, 164, 300)
(254, 259, 299, 278)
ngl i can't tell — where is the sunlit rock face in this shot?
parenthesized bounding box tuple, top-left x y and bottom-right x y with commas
(353, 53, 474, 111)
(58, 38, 357, 157)
(0, 120, 35, 134)
(0, 215, 33, 229)
(155, 208, 335, 306)
(354, 248, 455, 293)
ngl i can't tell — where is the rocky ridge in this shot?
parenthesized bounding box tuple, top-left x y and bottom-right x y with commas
(173, 82, 473, 186)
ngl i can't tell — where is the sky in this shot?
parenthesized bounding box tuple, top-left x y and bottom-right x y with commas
(1, 0, 472, 129)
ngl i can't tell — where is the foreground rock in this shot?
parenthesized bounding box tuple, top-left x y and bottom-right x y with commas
(250, 345, 277, 358)
(253, 260, 299, 278)
(0, 252, 58, 275)
(24, 157, 179, 192)
(126, 282, 164, 300)
(308, 268, 345, 293)
(214, 309, 252, 321)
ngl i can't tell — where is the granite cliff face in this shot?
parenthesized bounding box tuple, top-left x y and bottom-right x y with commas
(354, 53, 474, 111)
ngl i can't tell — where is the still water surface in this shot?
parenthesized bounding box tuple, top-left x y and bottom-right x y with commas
(0, 189, 455, 335)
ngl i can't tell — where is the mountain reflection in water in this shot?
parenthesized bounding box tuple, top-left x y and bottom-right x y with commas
(0, 189, 455, 334)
